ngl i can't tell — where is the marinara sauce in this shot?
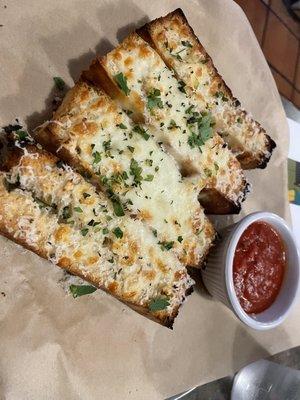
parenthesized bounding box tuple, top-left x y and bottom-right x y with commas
(233, 221, 286, 314)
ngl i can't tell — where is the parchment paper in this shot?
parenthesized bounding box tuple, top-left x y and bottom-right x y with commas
(0, 1, 297, 399)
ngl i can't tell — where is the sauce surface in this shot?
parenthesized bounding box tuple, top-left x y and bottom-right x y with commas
(233, 221, 286, 314)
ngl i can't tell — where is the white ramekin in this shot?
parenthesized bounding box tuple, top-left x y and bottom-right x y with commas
(201, 212, 300, 330)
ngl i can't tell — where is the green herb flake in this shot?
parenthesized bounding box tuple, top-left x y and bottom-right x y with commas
(92, 151, 101, 164)
(177, 236, 183, 243)
(158, 241, 174, 251)
(69, 284, 97, 298)
(187, 112, 214, 151)
(214, 162, 219, 172)
(113, 227, 123, 239)
(56, 160, 64, 169)
(133, 125, 150, 141)
(36, 199, 48, 209)
(237, 117, 242, 124)
(147, 88, 163, 110)
(62, 205, 72, 219)
(185, 105, 194, 114)
(152, 229, 158, 237)
(103, 140, 111, 153)
(181, 40, 193, 48)
(117, 123, 127, 129)
(178, 80, 186, 93)
(81, 228, 89, 236)
(127, 145, 135, 153)
(16, 130, 28, 141)
(53, 76, 65, 91)
(145, 159, 153, 167)
(168, 119, 179, 130)
(130, 158, 143, 186)
(112, 198, 125, 217)
(149, 297, 170, 311)
(74, 207, 83, 213)
(83, 192, 91, 199)
(144, 174, 154, 182)
(102, 227, 109, 234)
(114, 72, 130, 96)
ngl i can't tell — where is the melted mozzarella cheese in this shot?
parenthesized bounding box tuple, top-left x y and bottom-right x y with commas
(43, 82, 214, 266)
(101, 34, 246, 206)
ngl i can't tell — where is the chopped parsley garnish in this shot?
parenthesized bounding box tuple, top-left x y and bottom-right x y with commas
(174, 53, 182, 61)
(69, 284, 97, 298)
(113, 227, 123, 239)
(144, 174, 154, 182)
(177, 236, 183, 243)
(16, 130, 28, 141)
(81, 228, 89, 236)
(149, 297, 170, 311)
(181, 40, 193, 48)
(215, 91, 228, 102)
(74, 206, 83, 213)
(110, 171, 129, 187)
(158, 241, 174, 251)
(147, 88, 163, 110)
(133, 125, 150, 141)
(117, 123, 127, 129)
(237, 117, 242, 124)
(62, 205, 72, 219)
(83, 192, 91, 199)
(35, 199, 48, 209)
(155, 166, 159, 172)
(127, 145, 135, 153)
(53, 76, 65, 91)
(187, 112, 214, 151)
(103, 140, 111, 153)
(152, 229, 158, 237)
(130, 159, 143, 186)
(185, 105, 194, 114)
(168, 119, 180, 130)
(102, 227, 109, 234)
(110, 194, 125, 217)
(145, 159, 153, 167)
(114, 72, 130, 95)
(92, 151, 101, 164)
(178, 80, 186, 93)
(56, 160, 64, 168)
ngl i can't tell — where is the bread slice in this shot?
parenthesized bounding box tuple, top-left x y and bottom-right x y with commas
(137, 9, 276, 169)
(0, 142, 193, 327)
(34, 81, 215, 268)
(82, 33, 249, 214)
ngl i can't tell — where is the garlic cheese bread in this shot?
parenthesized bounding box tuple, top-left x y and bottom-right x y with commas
(137, 9, 276, 169)
(0, 142, 193, 327)
(35, 81, 215, 267)
(82, 33, 249, 214)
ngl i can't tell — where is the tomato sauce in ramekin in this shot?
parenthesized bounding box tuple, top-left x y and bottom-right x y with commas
(233, 221, 286, 314)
